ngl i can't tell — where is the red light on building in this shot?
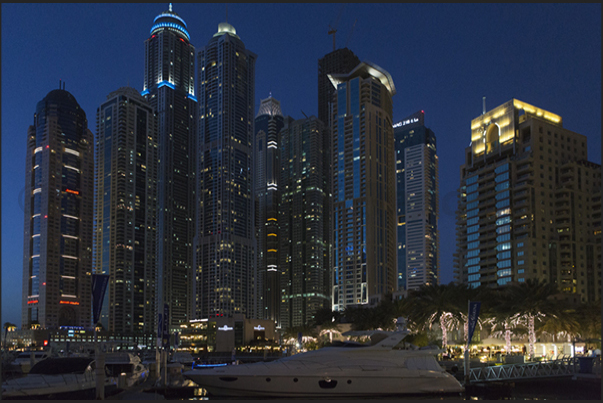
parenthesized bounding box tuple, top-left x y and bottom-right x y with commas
(27, 300, 39, 304)
(46, 145, 50, 149)
(65, 189, 79, 195)
(60, 300, 80, 305)
(43, 340, 48, 346)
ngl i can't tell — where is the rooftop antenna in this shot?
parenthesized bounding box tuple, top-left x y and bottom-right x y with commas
(59, 79, 61, 89)
(226, 4, 228, 22)
(301, 110, 309, 119)
(482, 97, 486, 115)
(169, 3, 172, 12)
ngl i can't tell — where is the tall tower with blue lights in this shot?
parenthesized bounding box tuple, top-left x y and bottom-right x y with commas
(329, 61, 397, 311)
(393, 111, 439, 291)
(142, 4, 197, 329)
(195, 21, 257, 319)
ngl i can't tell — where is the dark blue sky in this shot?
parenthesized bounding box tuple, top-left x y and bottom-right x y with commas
(2, 3, 601, 327)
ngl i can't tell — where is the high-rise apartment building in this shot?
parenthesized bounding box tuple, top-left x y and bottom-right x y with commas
(455, 99, 601, 303)
(254, 96, 284, 323)
(195, 22, 257, 319)
(279, 116, 331, 329)
(329, 62, 397, 311)
(22, 87, 94, 329)
(394, 111, 439, 291)
(142, 5, 197, 328)
(94, 87, 158, 341)
(318, 49, 361, 300)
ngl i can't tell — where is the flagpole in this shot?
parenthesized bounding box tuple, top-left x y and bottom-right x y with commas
(464, 300, 470, 389)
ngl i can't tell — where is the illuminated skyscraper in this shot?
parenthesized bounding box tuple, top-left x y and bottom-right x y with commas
(22, 87, 94, 329)
(455, 99, 601, 303)
(94, 87, 158, 342)
(195, 22, 257, 319)
(254, 96, 284, 323)
(280, 116, 330, 329)
(142, 4, 197, 328)
(329, 62, 397, 311)
(394, 111, 439, 291)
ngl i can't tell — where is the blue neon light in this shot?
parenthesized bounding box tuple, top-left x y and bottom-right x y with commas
(188, 94, 198, 102)
(150, 22, 190, 40)
(153, 12, 188, 28)
(157, 81, 176, 90)
(141, 89, 150, 96)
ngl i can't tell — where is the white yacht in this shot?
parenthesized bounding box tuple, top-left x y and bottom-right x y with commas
(1, 356, 117, 399)
(183, 320, 463, 398)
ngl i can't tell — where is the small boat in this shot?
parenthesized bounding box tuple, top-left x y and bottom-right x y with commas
(104, 352, 149, 388)
(10, 351, 49, 374)
(183, 319, 464, 397)
(1, 356, 117, 400)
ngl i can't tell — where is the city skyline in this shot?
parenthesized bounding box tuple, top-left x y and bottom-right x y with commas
(2, 3, 601, 327)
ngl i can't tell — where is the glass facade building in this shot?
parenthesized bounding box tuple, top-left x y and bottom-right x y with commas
(279, 116, 330, 329)
(254, 96, 284, 324)
(455, 99, 601, 303)
(22, 88, 94, 329)
(329, 62, 397, 311)
(195, 22, 257, 319)
(393, 111, 439, 291)
(94, 87, 158, 340)
(142, 5, 197, 328)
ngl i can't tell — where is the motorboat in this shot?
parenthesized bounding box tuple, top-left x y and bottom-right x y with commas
(10, 351, 49, 374)
(1, 356, 117, 400)
(104, 351, 149, 388)
(183, 319, 464, 397)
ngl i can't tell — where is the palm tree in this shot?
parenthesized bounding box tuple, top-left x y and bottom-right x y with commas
(408, 283, 467, 349)
(500, 279, 564, 359)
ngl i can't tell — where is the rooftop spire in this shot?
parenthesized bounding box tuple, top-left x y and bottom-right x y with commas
(169, 3, 172, 12)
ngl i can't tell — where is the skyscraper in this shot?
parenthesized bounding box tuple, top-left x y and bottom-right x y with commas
(254, 96, 284, 323)
(195, 22, 257, 319)
(142, 4, 197, 328)
(280, 116, 330, 329)
(393, 111, 439, 291)
(318, 49, 360, 299)
(22, 87, 94, 329)
(329, 61, 397, 311)
(94, 87, 158, 342)
(455, 99, 601, 303)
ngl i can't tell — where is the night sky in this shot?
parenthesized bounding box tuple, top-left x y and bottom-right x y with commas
(2, 3, 601, 327)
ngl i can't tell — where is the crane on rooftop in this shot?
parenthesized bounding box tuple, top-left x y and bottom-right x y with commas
(328, 4, 345, 52)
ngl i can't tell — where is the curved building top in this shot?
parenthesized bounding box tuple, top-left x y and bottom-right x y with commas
(42, 89, 82, 108)
(256, 96, 283, 118)
(328, 61, 396, 96)
(150, 4, 190, 41)
(213, 22, 240, 39)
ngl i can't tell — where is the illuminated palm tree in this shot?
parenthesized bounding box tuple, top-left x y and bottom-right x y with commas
(408, 283, 467, 349)
(500, 279, 563, 359)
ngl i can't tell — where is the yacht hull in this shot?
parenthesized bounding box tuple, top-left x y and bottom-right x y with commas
(184, 367, 463, 397)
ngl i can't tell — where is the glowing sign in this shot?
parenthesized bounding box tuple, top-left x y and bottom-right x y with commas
(254, 325, 265, 331)
(218, 325, 233, 331)
(60, 300, 80, 305)
(393, 117, 419, 128)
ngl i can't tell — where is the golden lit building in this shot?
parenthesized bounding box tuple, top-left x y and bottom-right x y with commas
(455, 99, 601, 302)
